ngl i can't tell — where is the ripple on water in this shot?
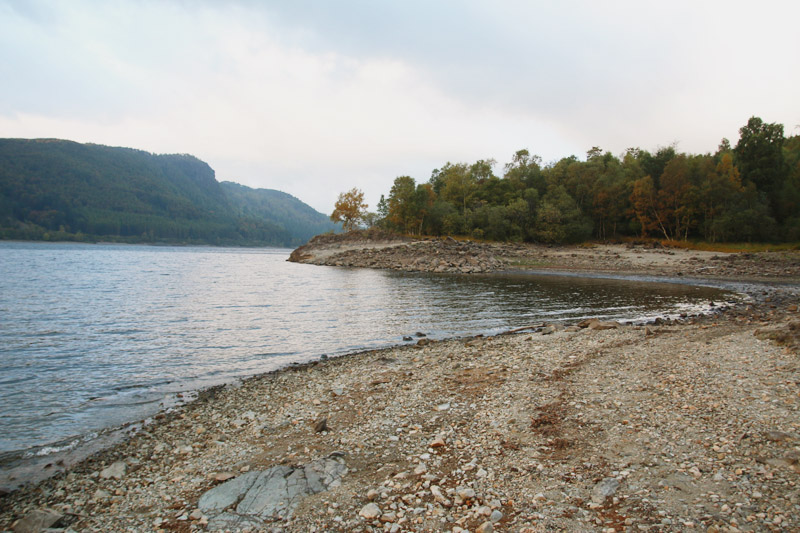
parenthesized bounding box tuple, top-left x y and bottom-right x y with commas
(0, 242, 736, 458)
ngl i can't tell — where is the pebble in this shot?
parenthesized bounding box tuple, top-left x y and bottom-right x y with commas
(359, 503, 381, 519)
(476, 521, 494, 533)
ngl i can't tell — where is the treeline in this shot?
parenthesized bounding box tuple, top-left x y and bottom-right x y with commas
(0, 139, 336, 246)
(372, 117, 800, 243)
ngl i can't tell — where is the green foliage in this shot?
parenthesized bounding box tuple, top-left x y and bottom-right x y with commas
(735, 117, 788, 220)
(0, 139, 335, 246)
(220, 182, 337, 245)
(373, 117, 799, 244)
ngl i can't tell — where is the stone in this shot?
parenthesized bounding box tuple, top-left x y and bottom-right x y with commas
(12, 508, 63, 533)
(490, 509, 504, 522)
(430, 436, 446, 448)
(591, 477, 620, 505)
(456, 487, 476, 500)
(764, 430, 795, 442)
(366, 489, 380, 501)
(430, 485, 451, 507)
(476, 521, 494, 533)
(198, 454, 347, 527)
(99, 460, 127, 480)
(214, 472, 236, 482)
(313, 416, 328, 433)
(359, 502, 381, 519)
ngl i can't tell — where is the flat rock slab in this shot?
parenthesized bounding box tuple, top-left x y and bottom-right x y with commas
(198, 454, 347, 530)
(12, 508, 63, 533)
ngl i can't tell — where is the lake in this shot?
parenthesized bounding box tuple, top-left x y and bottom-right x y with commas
(0, 242, 734, 461)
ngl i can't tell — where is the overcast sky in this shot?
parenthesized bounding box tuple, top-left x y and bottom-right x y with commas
(2, 0, 799, 214)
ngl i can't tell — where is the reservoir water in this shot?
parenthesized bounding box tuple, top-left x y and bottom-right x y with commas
(0, 242, 733, 461)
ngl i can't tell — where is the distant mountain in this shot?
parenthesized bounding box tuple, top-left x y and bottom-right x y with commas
(220, 182, 337, 246)
(0, 138, 336, 246)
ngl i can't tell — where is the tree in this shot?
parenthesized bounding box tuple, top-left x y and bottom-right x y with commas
(630, 176, 658, 237)
(437, 162, 475, 215)
(504, 149, 545, 195)
(330, 188, 368, 231)
(699, 153, 743, 242)
(387, 176, 435, 235)
(534, 185, 592, 243)
(656, 155, 697, 240)
(734, 116, 787, 219)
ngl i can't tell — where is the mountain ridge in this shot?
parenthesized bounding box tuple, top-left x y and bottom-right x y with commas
(0, 138, 336, 247)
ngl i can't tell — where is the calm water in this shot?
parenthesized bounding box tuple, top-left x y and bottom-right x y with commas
(0, 242, 733, 457)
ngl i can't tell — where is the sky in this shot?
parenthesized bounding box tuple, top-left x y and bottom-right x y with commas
(2, 1, 799, 214)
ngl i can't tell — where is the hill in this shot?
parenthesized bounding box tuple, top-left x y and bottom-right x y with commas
(220, 182, 336, 247)
(0, 139, 336, 246)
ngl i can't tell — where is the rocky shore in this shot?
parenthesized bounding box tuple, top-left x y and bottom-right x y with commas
(2, 235, 800, 532)
(288, 230, 800, 282)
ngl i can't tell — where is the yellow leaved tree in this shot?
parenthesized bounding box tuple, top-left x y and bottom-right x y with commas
(330, 188, 368, 231)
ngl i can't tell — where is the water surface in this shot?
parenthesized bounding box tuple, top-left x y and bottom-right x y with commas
(0, 242, 733, 457)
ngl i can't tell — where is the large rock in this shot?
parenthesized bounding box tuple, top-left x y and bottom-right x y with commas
(99, 460, 127, 480)
(12, 508, 63, 533)
(198, 454, 347, 530)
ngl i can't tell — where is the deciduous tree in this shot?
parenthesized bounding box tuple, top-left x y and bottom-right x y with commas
(330, 188, 368, 231)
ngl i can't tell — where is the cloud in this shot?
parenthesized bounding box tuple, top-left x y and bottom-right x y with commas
(2, 0, 799, 213)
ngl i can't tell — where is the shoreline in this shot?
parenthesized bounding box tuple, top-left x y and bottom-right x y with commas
(288, 231, 800, 284)
(0, 269, 740, 494)
(0, 269, 743, 487)
(2, 241, 799, 532)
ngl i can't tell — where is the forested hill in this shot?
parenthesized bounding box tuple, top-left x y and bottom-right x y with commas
(0, 138, 336, 246)
(219, 182, 336, 244)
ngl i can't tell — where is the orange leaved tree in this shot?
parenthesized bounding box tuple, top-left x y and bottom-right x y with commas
(330, 188, 368, 231)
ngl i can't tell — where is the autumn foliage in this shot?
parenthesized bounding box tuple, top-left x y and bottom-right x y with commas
(330, 188, 368, 231)
(367, 117, 800, 243)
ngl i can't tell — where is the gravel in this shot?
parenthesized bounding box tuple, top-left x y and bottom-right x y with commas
(2, 296, 798, 532)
